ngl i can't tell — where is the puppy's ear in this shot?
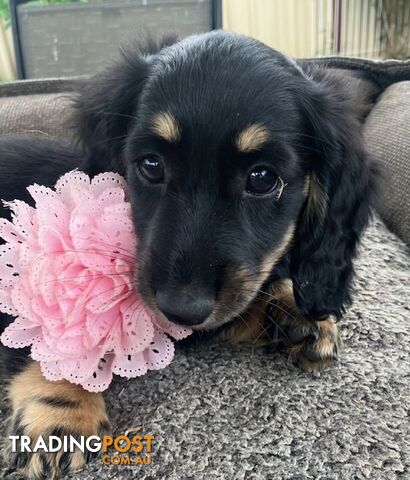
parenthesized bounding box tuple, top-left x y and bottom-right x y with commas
(73, 37, 176, 174)
(290, 73, 378, 320)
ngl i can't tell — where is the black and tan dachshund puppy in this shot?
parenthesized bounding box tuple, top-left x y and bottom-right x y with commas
(0, 31, 388, 478)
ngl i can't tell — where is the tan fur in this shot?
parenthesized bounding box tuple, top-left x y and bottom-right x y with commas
(230, 278, 341, 372)
(258, 224, 295, 279)
(222, 222, 294, 306)
(303, 175, 310, 197)
(313, 319, 340, 358)
(7, 361, 109, 478)
(21, 454, 44, 479)
(235, 123, 270, 153)
(151, 111, 180, 142)
(268, 277, 295, 306)
(216, 225, 295, 339)
(217, 298, 270, 344)
(8, 362, 107, 436)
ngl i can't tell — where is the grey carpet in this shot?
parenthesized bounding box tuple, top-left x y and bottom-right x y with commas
(1, 217, 409, 480)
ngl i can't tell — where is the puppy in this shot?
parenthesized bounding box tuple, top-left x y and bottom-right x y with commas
(0, 31, 382, 478)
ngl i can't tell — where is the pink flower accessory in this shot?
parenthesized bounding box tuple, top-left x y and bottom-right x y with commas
(0, 170, 191, 392)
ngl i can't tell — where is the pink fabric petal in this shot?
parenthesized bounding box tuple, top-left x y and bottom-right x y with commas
(59, 347, 103, 384)
(115, 300, 155, 355)
(0, 244, 20, 288)
(0, 170, 191, 392)
(55, 170, 93, 207)
(1, 322, 41, 348)
(97, 188, 126, 208)
(55, 170, 91, 197)
(86, 307, 121, 346)
(0, 218, 24, 243)
(156, 317, 193, 340)
(0, 289, 17, 316)
(11, 285, 36, 321)
(5, 200, 35, 239)
(40, 360, 65, 382)
(26, 184, 58, 202)
(103, 202, 133, 219)
(143, 328, 175, 370)
(91, 172, 127, 195)
(112, 351, 148, 378)
(37, 226, 71, 255)
(31, 338, 63, 362)
(82, 355, 114, 392)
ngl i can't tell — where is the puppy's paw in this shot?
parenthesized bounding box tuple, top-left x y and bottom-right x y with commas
(263, 279, 341, 372)
(5, 362, 110, 479)
(286, 318, 341, 372)
(7, 416, 109, 480)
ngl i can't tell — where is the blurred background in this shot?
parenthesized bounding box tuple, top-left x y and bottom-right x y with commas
(0, 0, 409, 82)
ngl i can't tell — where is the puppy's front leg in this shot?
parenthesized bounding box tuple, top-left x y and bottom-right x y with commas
(265, 279, 342, 371)
(5, 361, 110, 479)
(221, 278, 341, 371)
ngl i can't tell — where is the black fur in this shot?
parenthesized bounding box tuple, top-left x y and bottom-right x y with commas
(0, 31, 387, 374)
(0, 136, 84, 217)
(74, 35, 177, 175)
(289, 70, 380, 320)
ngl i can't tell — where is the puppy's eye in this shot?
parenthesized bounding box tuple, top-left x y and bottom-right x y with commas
(246, 167, 278, 195)
(138, 155, 164, 184)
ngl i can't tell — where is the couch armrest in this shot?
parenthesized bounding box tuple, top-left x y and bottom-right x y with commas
(364, 81, 410, 246)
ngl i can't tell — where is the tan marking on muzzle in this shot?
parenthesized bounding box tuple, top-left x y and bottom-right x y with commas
(216, 297, 270, 344)
(259, 223, 295, 278)
(210, 222, 295, 333)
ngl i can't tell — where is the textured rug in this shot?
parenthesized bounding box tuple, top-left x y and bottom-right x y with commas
(1, 217, 409, 480)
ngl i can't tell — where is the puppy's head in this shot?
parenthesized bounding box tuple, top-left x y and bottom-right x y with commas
(75, 32, 375, 330)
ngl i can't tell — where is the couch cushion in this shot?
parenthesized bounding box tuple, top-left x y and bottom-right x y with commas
(0, 78, 78, 138)
(0, 93, 73, 138)
(364, 82, 410, 246)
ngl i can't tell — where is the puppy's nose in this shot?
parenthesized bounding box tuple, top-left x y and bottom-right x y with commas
(156, 288, 214, 326)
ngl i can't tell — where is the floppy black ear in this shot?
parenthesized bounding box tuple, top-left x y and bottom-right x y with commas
(290, 72, 378, 320)
(72, 37, 176, 175)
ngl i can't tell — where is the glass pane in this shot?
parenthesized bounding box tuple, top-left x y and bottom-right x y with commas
(16, 0, 213, 78)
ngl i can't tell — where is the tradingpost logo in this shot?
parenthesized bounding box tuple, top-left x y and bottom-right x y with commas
(9, 433, 155, 466)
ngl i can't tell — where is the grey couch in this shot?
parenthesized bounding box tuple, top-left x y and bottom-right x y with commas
(0, 65, 409, 479)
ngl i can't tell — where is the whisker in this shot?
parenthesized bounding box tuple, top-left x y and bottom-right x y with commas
(238, 310, 278, 346)
(70, 236, 136, 258)
(101, 111, 139, 121)
(51, 282, 135, 321)
(229, 280, 300, 322)
(243, 303, 290, 342)
(39, 270, 135, 287)
(30, 247, 136, 270)
(89, 133, 129, 147)
(254, 294, 299, 322)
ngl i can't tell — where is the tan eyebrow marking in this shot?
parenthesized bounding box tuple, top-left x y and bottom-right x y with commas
(151, 112, 180, 143)
(235, 123, 270, 153)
